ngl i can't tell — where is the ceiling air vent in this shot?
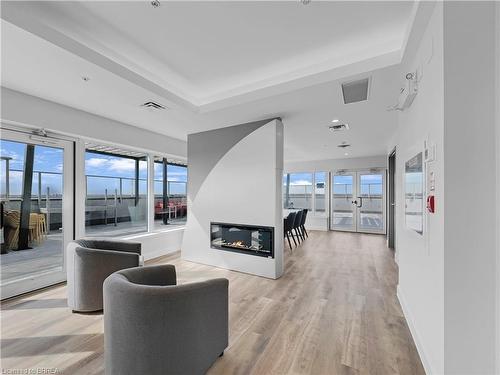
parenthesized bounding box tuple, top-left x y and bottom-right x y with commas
(341, 77, 370, 104)
(141, 101, 167, 110)
(328, 123, 350, 132)
(337, 141, 351, 148)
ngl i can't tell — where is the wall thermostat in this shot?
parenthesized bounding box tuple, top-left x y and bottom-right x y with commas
(424, 143, 436, 162)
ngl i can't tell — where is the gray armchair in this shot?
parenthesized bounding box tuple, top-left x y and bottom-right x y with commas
(66, 238, 141, 312)
(103, 265, 229, 375)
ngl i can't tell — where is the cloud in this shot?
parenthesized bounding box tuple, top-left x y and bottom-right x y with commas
(0, 148, 24, 169)
(86, 156, 147, 175)
(108, 158, 136, 172)
(290, 180, 312, 186)
(0, 148, 21, 160)
(86, 157, 108, 168)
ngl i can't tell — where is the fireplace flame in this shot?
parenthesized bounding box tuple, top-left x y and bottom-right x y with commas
(228, 240, 246, 248)
(218, 239, 262, 251)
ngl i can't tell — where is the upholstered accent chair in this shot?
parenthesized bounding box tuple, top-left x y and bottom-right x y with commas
(66, 238, 142, 312)
(103, 265, 229, 375)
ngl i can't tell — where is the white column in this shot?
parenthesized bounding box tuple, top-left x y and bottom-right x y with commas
(147, 154, 155, 232)
(74, 139, 86, 239)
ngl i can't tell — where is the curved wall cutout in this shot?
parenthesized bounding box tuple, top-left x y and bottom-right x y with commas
(182, 118, 284, 279)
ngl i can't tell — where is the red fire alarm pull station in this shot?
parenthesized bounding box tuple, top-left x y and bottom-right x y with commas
(427, 195, 435, 213)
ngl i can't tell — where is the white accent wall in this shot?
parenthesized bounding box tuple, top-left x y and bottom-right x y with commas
(284, 155, 387, 173)
(393, 2, 499, 374)
(443, 2, 497, 374)
(1, 87, 187, 158)
(182, 119, 284, 279)
(393, 4, 444, 373)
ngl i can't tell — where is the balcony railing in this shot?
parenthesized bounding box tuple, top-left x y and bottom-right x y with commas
(1, 169, 187, 233)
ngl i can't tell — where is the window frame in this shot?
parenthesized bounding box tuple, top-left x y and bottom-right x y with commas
(283, 171, 329, 216)
(75, 140, 187, 239)
(153, 159, 188, 229)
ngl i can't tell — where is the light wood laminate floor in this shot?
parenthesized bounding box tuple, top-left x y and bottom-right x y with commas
(1, 231, 424, 375)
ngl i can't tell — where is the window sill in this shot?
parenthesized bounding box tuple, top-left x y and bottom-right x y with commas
(120, 226, 185, 240)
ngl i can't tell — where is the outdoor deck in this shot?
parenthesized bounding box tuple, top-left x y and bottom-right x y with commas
(1, 219, 185, 290)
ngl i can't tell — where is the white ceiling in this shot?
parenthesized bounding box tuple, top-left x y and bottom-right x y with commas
(1, 1, 417, 161)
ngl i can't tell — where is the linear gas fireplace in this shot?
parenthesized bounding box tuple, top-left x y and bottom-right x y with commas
(210, 222, 274, 258)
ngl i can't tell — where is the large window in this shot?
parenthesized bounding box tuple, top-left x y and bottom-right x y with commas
(314, 172, 327, 213)
(283, 171, 327, 214)
(84, 146, 148, 237)
(283, 173, 313, 210)
(154, 160, 187, 229)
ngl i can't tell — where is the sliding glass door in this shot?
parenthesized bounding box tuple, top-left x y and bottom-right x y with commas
(1, 129, 74, 299)
(330, 170, 386, 234)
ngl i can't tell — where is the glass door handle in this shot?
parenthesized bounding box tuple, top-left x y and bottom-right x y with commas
(356, 197, 363, 208)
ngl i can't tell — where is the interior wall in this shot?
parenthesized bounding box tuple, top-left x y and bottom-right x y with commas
(122, 228, 184, 261)
(392, 3, 444, 374)
(284, 155, 387, 173)
(182, 119, 284, 279)
(394, 3, 499, 374)
(1, 87, 187, 158)
(496, 4, 500, 373)
(443, 2, 497, 374)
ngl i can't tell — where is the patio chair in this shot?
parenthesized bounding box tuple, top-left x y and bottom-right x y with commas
(4, 211, 45, 250)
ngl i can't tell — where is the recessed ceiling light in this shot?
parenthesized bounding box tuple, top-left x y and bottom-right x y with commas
(141, 101, 167, 110)
(329, 123, 349, 132)
(331, 119, 340, 123)
(337, 141, 351, 148)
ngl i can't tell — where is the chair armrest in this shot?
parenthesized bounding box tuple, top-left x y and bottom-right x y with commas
(74, 248, 140, 284)
(75, 247, 140, 264)
(77, 238, 142, 255)
(118, 264, 177, 286)
(69, 247, 139, 311)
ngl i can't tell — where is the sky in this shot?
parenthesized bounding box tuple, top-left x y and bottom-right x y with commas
(0, 140, 187, 197)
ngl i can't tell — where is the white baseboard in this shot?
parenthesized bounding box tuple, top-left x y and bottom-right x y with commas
(305, 225, 328, 231)
(397, 285, 434, 375)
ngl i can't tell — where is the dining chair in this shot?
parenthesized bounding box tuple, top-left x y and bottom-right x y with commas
(284, 212, 296, 250)
(300, 209, 308, 238)
(293, 210, 304, 243)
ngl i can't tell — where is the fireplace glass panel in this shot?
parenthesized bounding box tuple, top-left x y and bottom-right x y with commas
(210, 222, 274, 258)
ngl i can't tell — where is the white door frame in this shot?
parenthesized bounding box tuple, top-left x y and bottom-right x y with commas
(330, 169, 386, 234)
(1, 127, 74, 299)
(356, 170, 386, 234)
(330, 171, 357, 232)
